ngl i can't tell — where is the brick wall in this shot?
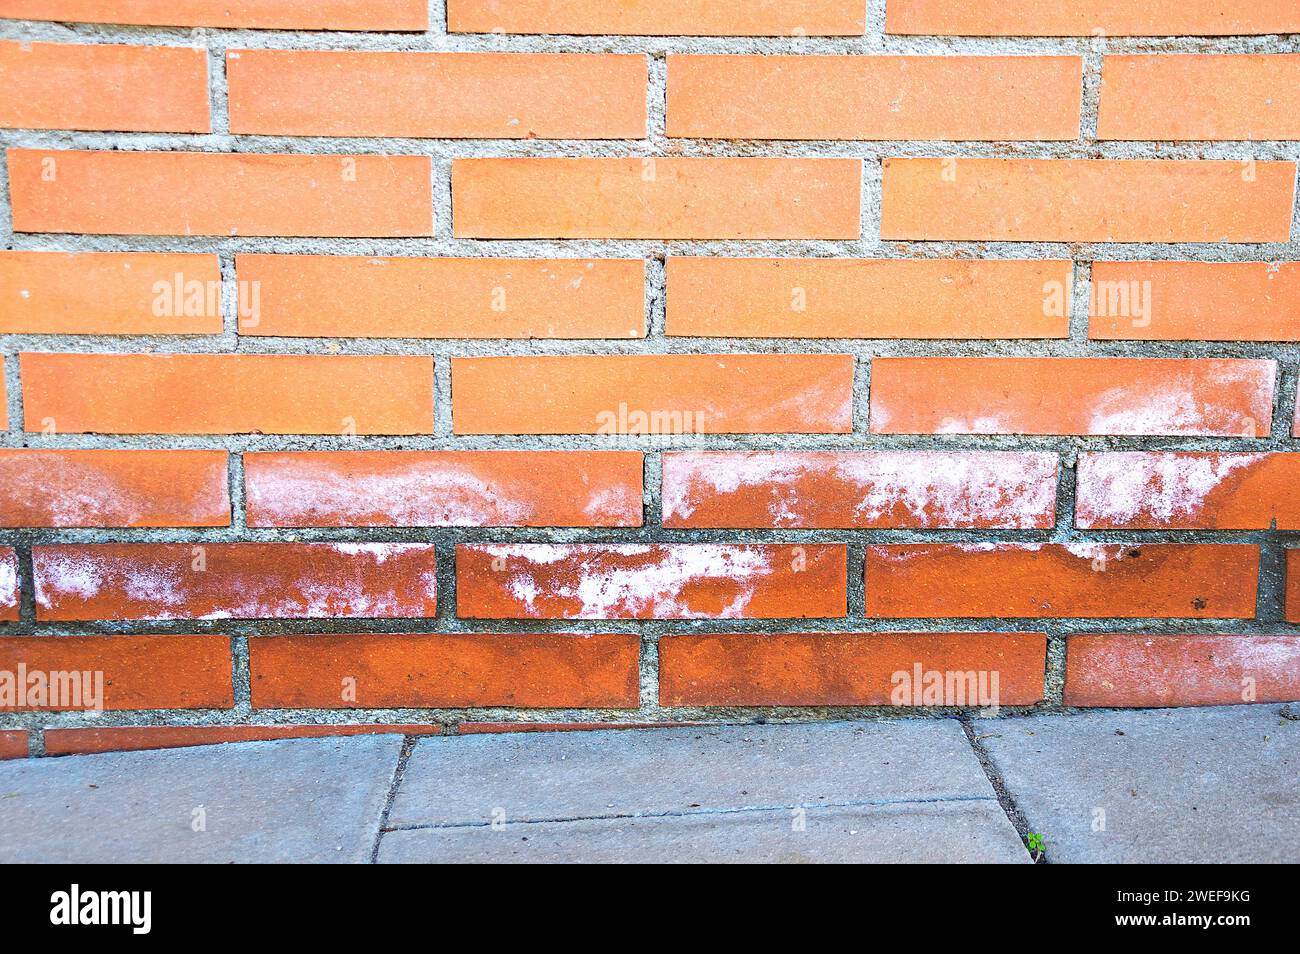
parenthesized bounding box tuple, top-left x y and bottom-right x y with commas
(1, 1, 1299, 758)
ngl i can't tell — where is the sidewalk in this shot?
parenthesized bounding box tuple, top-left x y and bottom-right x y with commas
(1, 704, 1295, 863)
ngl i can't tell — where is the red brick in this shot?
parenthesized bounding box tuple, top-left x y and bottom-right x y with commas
(668, 55, 1081, 140)
(866, 544, 1259, 619)
(1065, 634, 1300, 707)
(1076, 452, 1300, 530)
(457, 543, 846, 620)
(0, 251, 223, 335)
(0, 0, 428, 29)
(244, 450, 642, 528)
(1288, 551, 1300, 623)
(452, 354, 854, 435)
(0, 730, 27, 759)
(665, 257, 1071, 339)
(660, 632, 1046, 707)
(880, 158, 1296, 242)
(448, 0, 866, 36)
(868, 357, 1274, 437)
(0, 635, 233, 710)
(885, 1, 1300, 36)
(452, 158, 861, 239)
(8, 149, 432, 237)
(236, 254, 645, 339)
(32, 543, 437, 621)
(43, 723, 443, 756)
(0, 40, 208, 133)
(0, 547, 16, 621)
(0, 449, 229, 528)
(249, 633, 640, 708)
(229, 51, 645, 139)
(457, 722, 686, 735)
(20, 353, 433, 435)
(662, 451, 1058, 529)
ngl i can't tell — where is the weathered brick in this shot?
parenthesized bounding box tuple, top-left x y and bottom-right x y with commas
(885, 1, 1300, 36)
(8, 149, 432, 237)
(448, 0, 866, 36)
(865, 544, 1259, 619)
(662, 451, 1058, 529)
(244, 450, 642, 527)
(43, 723, 443, 756)
(249, 633, 640, 708)
(0, 0, 428, 29)
(452, 158, 862, 239)
(0, 731, 26, 759)
(665, 258, 1071, 339)
(660, 632, 1047, 707)
(452, 354, 854, 434)
(0, 449, 230, 528)
(457, 543, 847, 619)
(1288, 551, 1300, 623)
(880, 158, 1296, 242)
(32, 543, 437, 621)
(868, 357, 1274, 437)
(0, 547, 16, 621)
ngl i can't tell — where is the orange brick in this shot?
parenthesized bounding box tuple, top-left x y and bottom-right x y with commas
(452, 354, 854, 434)
(20, 353, 433, 435)
(880, 158, 1296, 242)
(1090, 261, 1300, 342)
(0, 251, 222, 335)
(8, 149, 432, 237)
(0, 547, 16, 621)
(866, 544, 1259, 619)
(668, 55, 1081, 140)
(1076, 452, 1300, 530)
(1099, 54, 1300, 141)
(666, 257, 1071, 338)
(448, 0, 865, 35)
(229, 51, 645, 139)
(869, 357, 1274, 437)
(44, 723, 443, 756)
(0, 40, 208, 133)
(452, 158, 861, 239)
(457, 543, 846, 619)
(0, 0, 427, 29)
(660, 632, 1047, 707)
(0, 449, 229, 528)
(457, 722, 683, 735)
(1064, 633, 1300, 707)
(249, 633, 640, 708)
(885, 1, 1300, 36)
(236, 254, 645, 339)
(32, 543, 437, 621)
(662, 451, 1058, 529)
(1289, 551, 1300, 622)
(0, 731, 26, 759)
(0, 635, 233, 709)
(245, 450, 642, 527)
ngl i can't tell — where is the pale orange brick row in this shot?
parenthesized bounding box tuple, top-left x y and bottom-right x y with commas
(452, 354, 854, 434)
(1289, 551, 1300, 623)
(236, 254, 645, 339)
(0, 0, 428, 29)
(0, 449, 230, 528)
(666, 258, 1071, 339)
(1064, 634, 1300, 707)
(43, 724, 444, 756)
(660, 632, 1047, 707)
(1090, 262, 1300, 342)
(865, 544, 1259, 619)
(662, 451, 1058, 529)
(244, 451, 643, 527)
(0, 547, 16, 620)
(885, 1, 1300, 36)
(228, 51, 646, 139)
(457, 543, 847, 619)
(0, 731, 27, 759)
(1099, 54, 1300, 141)
(667, 55, 1082, 141)
(452, 158, 861, 239)
(0, 635, 233, 710)
(249, 633, 640, 708)
(1075, 452, 1300, 530)
(20, 353, 433, 435)
(448, 0, 865, 35)
(32, 543, 437, 621)
(868, 358, 1274, 437)
(880, 159, 1296, 242)
(0, 252, 223, 335)
(7, 150, 433, 237)
(0, 41, 208, 133)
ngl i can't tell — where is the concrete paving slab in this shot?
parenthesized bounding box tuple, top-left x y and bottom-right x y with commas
(0, 734, 404, 863)
(379, 799, 1031, 863)
(973, 704, 1300, 864)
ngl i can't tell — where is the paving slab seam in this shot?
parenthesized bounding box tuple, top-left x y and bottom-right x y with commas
(960, 716, 1047, 864)
(369, 735, 417, 864)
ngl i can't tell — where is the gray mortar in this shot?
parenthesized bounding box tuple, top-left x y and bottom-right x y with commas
(1, 3, 1300, 745)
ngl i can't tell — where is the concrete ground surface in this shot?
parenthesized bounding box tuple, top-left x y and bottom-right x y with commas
(0, 704, 1294, 863)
